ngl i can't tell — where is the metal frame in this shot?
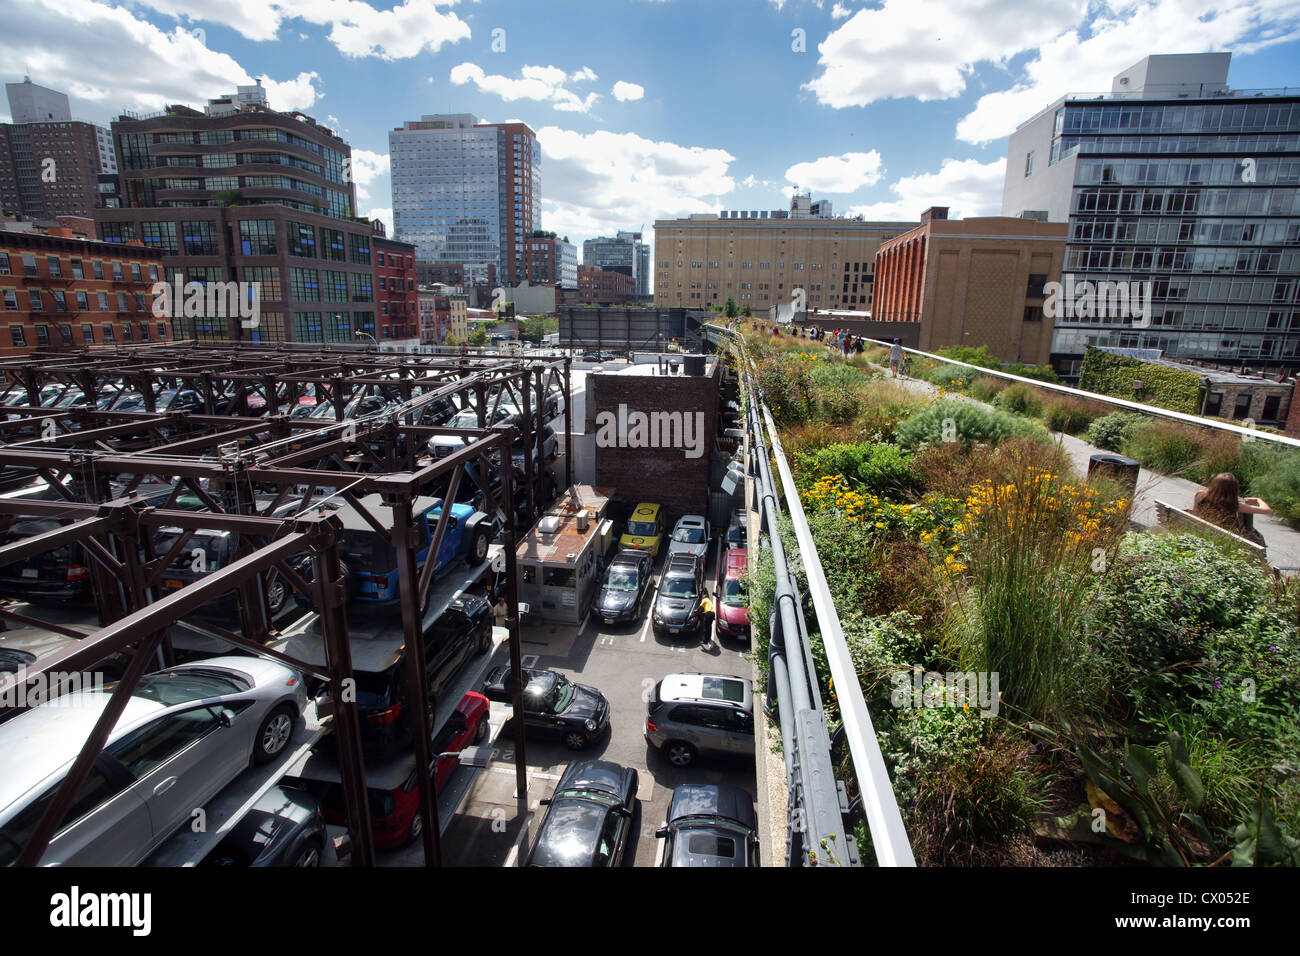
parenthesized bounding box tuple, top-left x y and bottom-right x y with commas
(0, 344, 575, 867)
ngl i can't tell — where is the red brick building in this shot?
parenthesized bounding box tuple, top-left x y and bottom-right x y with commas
(576, 264, 636, 305)
(374, 235, 417, 341)
(1, 227, 168, 357)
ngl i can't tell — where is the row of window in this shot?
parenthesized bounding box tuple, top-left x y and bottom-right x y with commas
(1065, 245, 1300, 274)
(4, 289, 154, 313)
(1070, 217, 1300, 246)
(1072, 185, 1300, 217)
(7, 322, 167, 348)
(0, 252, 157, 283)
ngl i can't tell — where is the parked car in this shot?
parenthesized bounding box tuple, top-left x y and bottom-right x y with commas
(153, 516, 299, 621)
(724, 508, 747, 550)
(666, 514, 710, 562)
(644, 672, 755, 767)
(481, 666, 610, 750)
(0, 517, 92, 602)
(0, 621, 129, 722)
(323, 592, 493, 758)
(512, 422, 558, 465)
(619, 502, 665, 558)
(319, 691, 490, 848)
(0, 655, 307, 866)
(526, 759, 638, 867)
(595, 549, 655, 626)
(655, 784, 760, 867)
(199, 784, 327, 868)
(426, 405, 521, 459)
(715, 547, 750, 641)
(651, 553, 706, 637)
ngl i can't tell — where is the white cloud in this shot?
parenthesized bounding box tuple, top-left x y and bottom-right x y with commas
(847, 157, 1006, 221)
(804, 0, 1085, 108)
(831, 2, 852, 19)
(348, 147, 390, 201)
(126, 0, 472, 60)
(740, 174, 781, 190)
(570, 66, 598, 83)
(784, 150, 884, 192)
(611, 80, 645, 102)
(536, 125, 735, 251)
(257, 71, 321, 111)
(450, 62, 601, 113)
(956, 1, 1300, 143)
(366, 206, 393, 236)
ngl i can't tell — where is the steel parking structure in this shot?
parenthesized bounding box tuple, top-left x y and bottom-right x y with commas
(0, 344, 576, 867)
(702, 323, 916, 867)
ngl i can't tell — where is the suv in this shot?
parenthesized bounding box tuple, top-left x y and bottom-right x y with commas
(666, 515, 710, 563)
(644, 672, 755, 767)
(0, 517, 92, 602)
(651, 553, 705, 637)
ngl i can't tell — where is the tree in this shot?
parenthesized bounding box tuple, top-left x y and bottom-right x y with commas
(519, 314, 559, 344)
(723, 295, 739, 318)
(468, 325, 489, 347)
(742, 304, 752, 317)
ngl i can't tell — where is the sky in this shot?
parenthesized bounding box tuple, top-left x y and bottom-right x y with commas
(3, 0, 1300, 270)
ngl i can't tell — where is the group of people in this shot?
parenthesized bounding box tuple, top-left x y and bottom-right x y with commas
(801, 326, 865, 357)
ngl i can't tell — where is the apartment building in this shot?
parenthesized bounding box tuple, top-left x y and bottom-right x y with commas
(575, 264, 636, 305)
(374, 235, 417, 342)
(1002, 53, 1300, 378)
(583, 231, 649, 295)
(522, 232, 577, 288)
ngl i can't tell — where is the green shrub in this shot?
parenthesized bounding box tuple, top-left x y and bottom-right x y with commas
(1250, 446, 1300, 523)
(1087, 411, 1144, 452)
(755, 354, 813, 426)
(923, 363, 979, 391)
(993, 383, 1042, 418)
(1001, 362, 1060, 383)
(1042, 396, 1103, 435)
(1123, 420, 1203, 476)
(1078, 346, 1202, 413)
(968, 375, 1006, 403)
(896, 400, 1047, 450)
(799, 441, 920, 499)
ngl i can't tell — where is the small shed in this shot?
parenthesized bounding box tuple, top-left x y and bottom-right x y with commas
(516, 485, 615, 623)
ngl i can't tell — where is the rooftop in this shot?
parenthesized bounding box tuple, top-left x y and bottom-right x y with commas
(515, 485, 613, 565)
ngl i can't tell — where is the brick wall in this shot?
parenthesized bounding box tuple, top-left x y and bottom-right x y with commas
(591, 365, 720, 522)
(1286, 380, 1300, 439)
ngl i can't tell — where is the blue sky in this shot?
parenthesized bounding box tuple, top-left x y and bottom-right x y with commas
(4, 0, 1300, 264)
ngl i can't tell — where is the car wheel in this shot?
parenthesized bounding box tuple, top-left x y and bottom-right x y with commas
(474, 716, 489, 744)
(664, 741, 696, 767)
(468, 526, 490, 565)
(266, 576, 289, 616)
(404, 812, 423, 846)
(253, 705, 296, 764)
(478, 622, 494, 654)
(563, 730, 589, 751)
(292, 840, 323, 868)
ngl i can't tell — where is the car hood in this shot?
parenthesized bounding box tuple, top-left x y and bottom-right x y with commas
(668, 542, 708, 559)
(718, 603, 749, 626)
(655, 596, 696, 622)
(561, 683, 608, 722)
(597, 588, 637, 613)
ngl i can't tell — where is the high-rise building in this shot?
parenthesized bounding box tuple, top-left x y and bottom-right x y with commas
(522, 232, 576, 288)
(96, 94, 379, 344)
(1002, 53, 1300, 378)
(654, 203, 912, 311)
(583, 230, 649, 295)
(389, 114, 540, 286)
(0, 78, 117, 220)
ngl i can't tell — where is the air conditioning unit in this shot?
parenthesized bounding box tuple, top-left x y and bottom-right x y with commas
(576, 509, 589, 532)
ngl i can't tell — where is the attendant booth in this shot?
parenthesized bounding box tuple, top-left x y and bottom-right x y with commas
(516, 485, 615, 624)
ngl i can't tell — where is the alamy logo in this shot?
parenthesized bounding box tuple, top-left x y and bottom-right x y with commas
(0, 670, 103, 709)
(1043, 275, 1152, 329)
(151, 276, 260, 328)
(50, 886, 151, 936)
(594, 403, 705, 459)
(890, 668, 1000, 718)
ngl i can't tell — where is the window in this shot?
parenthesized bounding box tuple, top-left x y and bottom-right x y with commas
(157, 322, 167, 339)
(0, 766, 125, 867)
(102, 324, 115, 343)
(130, 263, 142, 282)
(321, 227, 346, 262)
(350, 272, 373, 302)
(239, 219, 277, 256)
(28, 291, 43, 311)
(51, 291, 67, 312)
(181, 220, 218, 256)
(97, 292, 108, 311)
(81, 324, 94, 344)
(290, 268, 320, 301)
(322, 270, 349, 303)
(1026, 273, 1048, 299)
(0, 254, 10, 276)
(107, 709, 223, 779)
(2, 290, 16, 311)
(58, 324, 73, 346)
(1025, 151, 1035, 177)
(288, 221, 317, 258)
(76, 292, 89, 310)
(1262, 394, 1281, 421)
(139, 323, 150, 341)
(92, 260, 104, 280)
(121, 323, 133, 342)
(22, 254, 37, 276)
(1233, 393, 1253, 420)
(112, 262, 124, 281)
(1023, 306, 1044, 323)
(9, 326, 24, 348)
(46, 256, 62, 277)
(348, 232, 370, 265)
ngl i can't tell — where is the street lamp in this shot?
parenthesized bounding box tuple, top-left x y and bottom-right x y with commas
(355, 331, 377, 347)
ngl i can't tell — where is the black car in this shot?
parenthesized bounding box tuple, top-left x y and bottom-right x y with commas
(199, 785, 328, 868)
(656, 784, 760, 867)
(526, 760, 639, 867)
(153, 524, 300, 621)
(481, 666, 610, 750)
(595, 550, 655, 625)
(652, 553, 706, 637)
(344, 591, 495, 757)
(0, 517, 92, 601)
(724, 508, 747, 550)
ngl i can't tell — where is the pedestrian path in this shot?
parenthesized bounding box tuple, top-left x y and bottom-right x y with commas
(881, 368, 1300, 570)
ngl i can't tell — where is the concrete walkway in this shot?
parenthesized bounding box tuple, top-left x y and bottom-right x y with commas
(878, 366, 1300, 570)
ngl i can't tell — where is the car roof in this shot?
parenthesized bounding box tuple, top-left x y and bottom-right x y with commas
(723, 549, 748, 575)
(657, 673, 752, 708)
(668, 784, 757, 830)
(674, 515, 706, 527)
(556, 759, 626, 798)
(529, 800, 607, 866)
(630, 503, 661, 519)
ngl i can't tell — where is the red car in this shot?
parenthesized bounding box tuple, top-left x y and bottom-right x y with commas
(320, 691, 490, 848)
(715, 547, 750, 641)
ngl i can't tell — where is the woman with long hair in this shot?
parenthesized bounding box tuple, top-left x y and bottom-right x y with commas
(1191, 472, 1271, 546)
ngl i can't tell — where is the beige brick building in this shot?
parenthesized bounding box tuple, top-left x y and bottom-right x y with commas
(653, 209, 912, 312)
(873, 208, 1066, 365)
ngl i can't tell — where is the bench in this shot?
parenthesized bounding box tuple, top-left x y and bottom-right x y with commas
(1153, 499, 1268, 563)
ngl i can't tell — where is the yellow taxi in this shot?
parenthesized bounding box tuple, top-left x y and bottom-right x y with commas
(620, 502, 665, 558)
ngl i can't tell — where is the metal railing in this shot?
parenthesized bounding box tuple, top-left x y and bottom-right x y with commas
(704, 323, 916, 867)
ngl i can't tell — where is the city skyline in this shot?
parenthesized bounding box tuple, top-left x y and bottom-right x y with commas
(4, 0, 1299, 261)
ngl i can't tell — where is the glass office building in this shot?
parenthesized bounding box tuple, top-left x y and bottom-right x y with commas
(1003, 54, 1300, 378)
(389, 115, 541, 285)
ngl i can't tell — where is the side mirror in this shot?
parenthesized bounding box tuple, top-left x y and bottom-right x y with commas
(217, 708, 235, 728)
(654, 825, 669, 839)
(539, 798, 552, 806)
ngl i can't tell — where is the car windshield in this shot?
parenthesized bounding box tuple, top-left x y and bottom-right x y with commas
(604, 567, 639, 591)
(721, 578, 747, 606)
(726, 526, 745, 545)
(627, 520, 658, 536)
(535, 674, 574, 713)
(124, 671, 242, 705)
(660, 575, 697, 598)
(673, 526, 705, 543)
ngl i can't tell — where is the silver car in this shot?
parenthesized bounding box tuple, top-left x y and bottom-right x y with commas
(0, 655, 307, 866)
(644, 673, 755, 768)
(666, 515, 711, 563)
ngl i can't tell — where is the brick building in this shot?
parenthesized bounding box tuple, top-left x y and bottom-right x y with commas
(374, 236, 417, 342)
(872, 208, 1066, 365)
(587, 359, 721, 521)
(1, 226, 168, 356)
(575, 264, 636, 306)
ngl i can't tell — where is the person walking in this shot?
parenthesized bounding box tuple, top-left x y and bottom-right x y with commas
(493, 596, 508, 629)
(889, 337, 903, 377)
(699, 591, 715, 647)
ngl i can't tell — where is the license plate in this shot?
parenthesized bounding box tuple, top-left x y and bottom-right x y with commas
(164, 579, 183, 589)
(604, 618, 616, 626)
(668, 627, 680, 634)
(21, 568, 38, 579)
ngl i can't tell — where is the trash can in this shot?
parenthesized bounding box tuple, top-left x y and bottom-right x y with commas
(1087, 453, 1140, 494)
